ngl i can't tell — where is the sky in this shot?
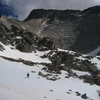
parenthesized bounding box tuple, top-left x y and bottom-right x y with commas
(3, 0, 100, 20)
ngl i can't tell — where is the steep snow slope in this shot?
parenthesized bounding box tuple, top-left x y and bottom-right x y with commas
(0, 57, 100, 100)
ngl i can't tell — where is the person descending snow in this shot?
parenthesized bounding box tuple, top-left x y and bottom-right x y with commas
(27, 73, 30, 78)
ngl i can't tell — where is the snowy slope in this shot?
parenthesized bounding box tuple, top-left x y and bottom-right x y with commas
(0, 57, 100, 100)
(0, 42, 50, 63)
(0, 42, 100, 100)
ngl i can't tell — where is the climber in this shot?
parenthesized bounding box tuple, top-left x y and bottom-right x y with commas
(27, 73, 30, 78)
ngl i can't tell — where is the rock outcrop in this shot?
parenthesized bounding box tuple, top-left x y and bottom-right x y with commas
(25, 7, 100, 54)
(0, 22, 54, 52)
(41, 49, 100, 85)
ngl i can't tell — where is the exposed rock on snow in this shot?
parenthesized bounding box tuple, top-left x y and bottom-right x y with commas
(0, 41, 100, 86)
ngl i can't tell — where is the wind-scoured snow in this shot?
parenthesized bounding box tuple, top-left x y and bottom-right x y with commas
(87, 46, 100, 56)
(0, 57, 100, 100)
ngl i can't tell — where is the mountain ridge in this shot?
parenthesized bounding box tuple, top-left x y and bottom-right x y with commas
(0, 6, 100, 54)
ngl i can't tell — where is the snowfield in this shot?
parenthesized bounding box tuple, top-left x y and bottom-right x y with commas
(0, 42, 100, 100)
(0, 58, 100, 100)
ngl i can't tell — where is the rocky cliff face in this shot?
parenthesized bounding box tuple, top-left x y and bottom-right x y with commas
(0, 6, 100, 54)
(25, 7, 100, 54)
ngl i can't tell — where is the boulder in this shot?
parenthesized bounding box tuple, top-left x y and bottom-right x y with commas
(93, 76, 100, 86)
(81, 93, 88, 99)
